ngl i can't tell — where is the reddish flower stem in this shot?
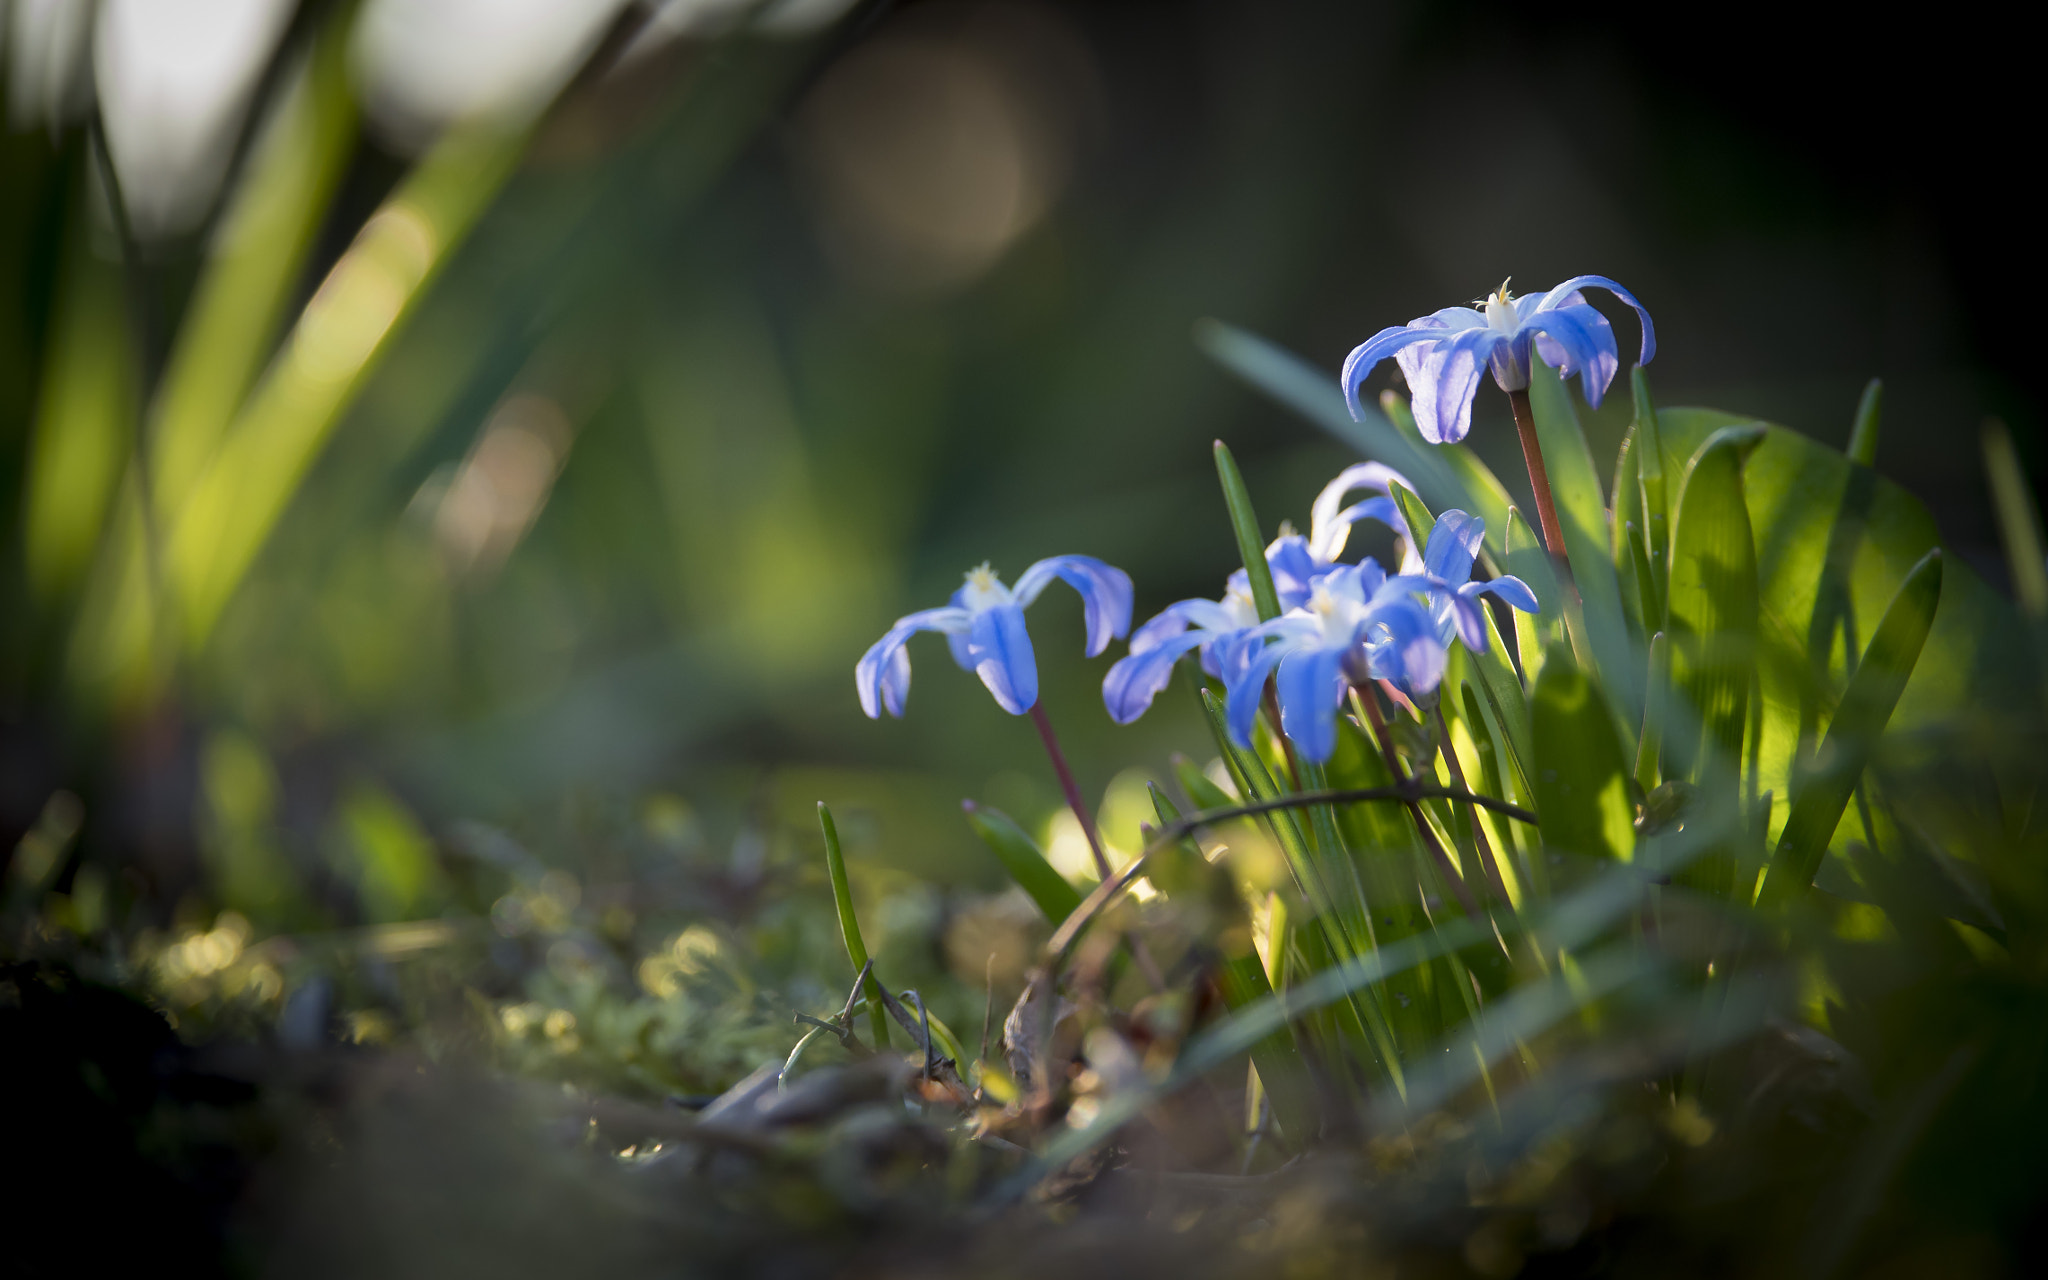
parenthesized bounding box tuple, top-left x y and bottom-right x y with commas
(1507, 388, 1572, 576)
(1028, 700, 1111, 881)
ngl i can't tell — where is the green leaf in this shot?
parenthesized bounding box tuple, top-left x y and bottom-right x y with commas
(1527, 362, 1638, 721)
(1531, 644, 1636, 863)
(962, 801, 1084, 925)
(1664, 425, 1764, 784)
(820, 802, 890, 1050)
(1466, 605, 1536, 800)
(1213, 440, 1283, 623)
(1847, 378, 1882, 468)
(1759, 550, 1942, 908)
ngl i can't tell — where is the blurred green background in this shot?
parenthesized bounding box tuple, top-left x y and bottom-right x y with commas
(1, 0, 2037, 953)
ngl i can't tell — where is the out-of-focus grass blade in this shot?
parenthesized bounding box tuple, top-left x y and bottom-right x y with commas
(962, 800, 1083, 925)
(164, 118, 532, 647)
(1759, 550, 1942, 908)
(1846, 378, 1882, 469)
(1172, 751, 1237, 811)
(1193, 320, 1479, 522)
(1213, 439, 1281, 622)
(1526, 362, 1637, 720)
(1981, 418, 2047, 619)
(24, 209, 135, 601)
(1388, 481, 1435, 572)
(1468, 605, 1535, 798)
(1532, 643, 1635, 863)
(819, 802, 890, 1050)
(1664, 425, 1763, 783)
(149, 20, 355, 515)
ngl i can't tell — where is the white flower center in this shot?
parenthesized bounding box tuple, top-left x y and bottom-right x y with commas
(1484, 279, 1518, 333)
(1223, 582, 1260, 629)
(960, 562, 1011, 612)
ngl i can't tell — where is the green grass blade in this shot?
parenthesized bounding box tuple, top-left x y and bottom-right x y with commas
(164, 118, 532, 647)
(1632, 369, 1670, 607)
(1504, 506, 1560, 686)
(1981, 418, 2047, 618)
(23, 206, 136, 602)
(1635, 631, 1669, 793)
(149, 20, 356, 516)
(1847, 378, 1882, 468)
(1759, 550, 1942, 907)
(963, 800, 1084, 925)
(819, 802, 890, 1050)
(1195, 319, 1461, 503)
(1213, 439, 1282, 622)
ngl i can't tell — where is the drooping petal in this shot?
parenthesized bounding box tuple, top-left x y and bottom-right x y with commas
(855, 606, 974, 718)
(1275, 645, 1349, 763)
(1459, 575, 1539, 613)
(1364, 592, 1446, 695)
(1422, 510, 1486, 585)
(1524, 302, 1621, 406)
(1422, 327, 1504, 443)
(1265, 535, 1322, 609)
(947, 629, 977, 672)
(1537, 275, 1655, 367)
(966, 603, 1039, 714)
(1342, 325, 1456, 420)
(1224, 637, 1294, 749)
(1448, 593, 1490, 649)
(1129, 598, 1239, 655)
(1420, 306, 1488, 330)
(1308, 462, 1414, 561)
(1102, 629, 1210, 725)
(1013, 555, 1134, 656)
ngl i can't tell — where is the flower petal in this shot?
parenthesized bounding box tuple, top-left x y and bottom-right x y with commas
(1420, 327, 1503, 443)
(1308, 462, 1414, 559)
(1538, 275, 1655, 367)
(1275, 645, 1349, 764)
(1129, 597, 1239, 655)
(1422, 510, 1485, 585)
(1524, 302, 1620, 407)
(1342, 325, 1454, 420)
(1224, 636, 1293, 749)
(1013, 555, 1134, 655)
(1460, 575, 1540, 613)
(1102, 629, 1209, 724)
(1265, 535, 1324, 609)
(856, 607, 973, 718)
(1364, 593, 1445, 695)
(967, 603, 1039, 714)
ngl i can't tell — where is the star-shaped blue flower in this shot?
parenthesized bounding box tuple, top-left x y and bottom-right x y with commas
(1341, 276, 1655, 443)
(858, 556, 1133, 718)
(1219, 511, 1540, 763)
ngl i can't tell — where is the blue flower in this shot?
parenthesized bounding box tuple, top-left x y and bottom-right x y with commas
(1384, 510, 1541, 654)
(1220, 512, 1541, 763)
(1100, 463, 1419, 725)
(1222, 561, 1440, 763)
(857, 556, 1133, 719)
(1340, 276, 1656, 444)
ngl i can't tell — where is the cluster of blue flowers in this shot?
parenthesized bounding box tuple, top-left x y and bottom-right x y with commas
(855, 465, 1536, 767)
(858, 276, 1650, 771)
